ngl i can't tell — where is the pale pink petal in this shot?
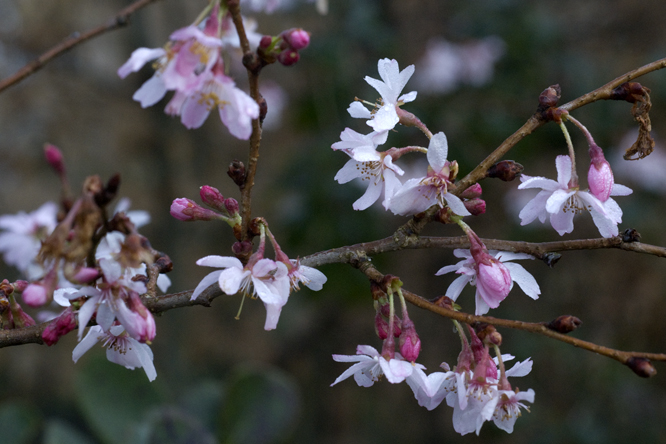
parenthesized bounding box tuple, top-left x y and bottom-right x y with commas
(549, 206, 575, 235)
(352, 179, 383, 211)
(132, 75, 168, 107)
(118, 47, 166, 78)
(191, 270, 222, 300)
(196, 255, 243, 269)
(555, 155, 572, 187)
(502, 262, 540, 299)
(427, 132, 449, 171)
(347, 101, 372, 119)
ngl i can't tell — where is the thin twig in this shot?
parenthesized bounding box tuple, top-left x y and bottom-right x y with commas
(0, 0, 162, 94)
(356, 261, 666, 365)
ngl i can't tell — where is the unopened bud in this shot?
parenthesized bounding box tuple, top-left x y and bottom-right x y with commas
(431, 295, 454, 310)
(224, 198, 240, 216)
(232, 241, 253, 257)
(610, 82, 646, 103)
(170, 198, 222, 221)
(370, 281, 385, 300)
(626, 357, 657, 378)
(460, 183, 482, 200)
(228, 160, 246, 187)
(72, 267, 100, 283)
(9, 295, 35, 328)
(200, 185, 226, 211)
(374, 312, 389, 340)
(282, 28, 310, 50)
(486, 160, 524, 181)
(546, 315, 582, 334)
(258, 95, 268, 123)
(22, 283, 49, 307)
(44, 144, 65, 176)
(538, 84, 561, 110)
(42, 308, 77, 346)
(155, 255, 173, 274)
(464, 198, 486, 216)
(277, 49, 300, 66)
(475, 323, 502, 346)
(399, 317, 421, 362)
(259, 35, 273, 50)
(622, 228, 641, 243)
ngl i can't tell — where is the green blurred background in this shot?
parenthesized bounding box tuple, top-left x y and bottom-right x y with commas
(2, 0, 666, 442)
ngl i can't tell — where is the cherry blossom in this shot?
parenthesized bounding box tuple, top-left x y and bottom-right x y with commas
(389, 132, 471, 217)
(73, 325, 156, 381)
(436, 249, 540, 315)
(348, 58, 417, 132)
(331, 128, 388, 162)
(518, 155, 632, 238)
(335, 152, 404, 211)
(0, 201, 58, 279)
(330, 344, 419, 387)
(193, 255, 290, 330)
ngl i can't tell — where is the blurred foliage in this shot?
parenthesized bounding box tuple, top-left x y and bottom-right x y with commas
(1, 0, 666, 442)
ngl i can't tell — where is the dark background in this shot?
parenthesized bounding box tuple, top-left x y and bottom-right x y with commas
(1, 0, 666, 442)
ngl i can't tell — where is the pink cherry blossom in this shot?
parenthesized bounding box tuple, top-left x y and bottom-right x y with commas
(518, 155, 632, 238)
(436, 249, 540, 315)
(330, 344, 420, 387)
(73, 325, 156, 381)
(389, 132, 471, 217)
(193, 255, 290, 330)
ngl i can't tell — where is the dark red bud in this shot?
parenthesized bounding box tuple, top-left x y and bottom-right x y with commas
(259, 35, 273, 49)
(546, 315, 582, 334)
(464, 198, 486, 216)
(538, 84, 561, 109)
(460, 183, 482, 200)
(232, 241, 253, 256)
(541, 252, 561, 268)
(228, 160, 246, 187)
(626, 357, 657, 378)
(277, 50, 300, 66)
(486, 160, 524, 181)
(610, 82, 646, 103)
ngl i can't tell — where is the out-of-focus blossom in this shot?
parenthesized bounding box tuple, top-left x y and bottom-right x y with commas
(413, 36, 505, 95)
(0, 202, 58, 279)
(518, 155, 632, 238)
(259, 80, 287, 130)
(436, 249, 540, 315)
(389, 132, 470, 217)
(330, 344, 420, 387)
(73, 325, 156, 381)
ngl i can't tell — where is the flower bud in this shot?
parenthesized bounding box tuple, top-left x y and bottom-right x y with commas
(486, 160, 524, 181)
(626, 357, 657, 378)
(232, 241, 253, 256)
(374, 312, 389, 340)
(42, 308, 77, 346)
(72, 267, 100, 283)
(224, 198, 240, 216)
(398, 317, 421, 362)
(460, 183, 482, 200)
(541, 252, 561, 268)
(464, 198, 486, 216)
(277, 49, 300, 66)
(170, 198, 222, 221)
(622, 228, 641, 243)
(227, 160, 246, 187)
(282, 28, 310, 50)
(9, 295, 35, 328)
(200, 185, 226, 212)
(538, 84, 561, 110)
(587, 143, 613, 202)
(22, 283, 49, 307)
(44, 143, 65, 176)
(259, 35, 273, 50)
(546, 315, 582, 334)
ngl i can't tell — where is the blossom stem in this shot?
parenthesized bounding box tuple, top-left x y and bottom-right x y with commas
(558, 121, 579, 186)
(492, 343, 510, 390)
(453, 319, 469, 350)
(192, 0, 217, 27)
(565, 114, 597, 148)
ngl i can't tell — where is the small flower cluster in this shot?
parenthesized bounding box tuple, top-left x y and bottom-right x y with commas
(332, 59, 474, 216)
(332, 295, 534, 436)
(172, 188, 327, 330)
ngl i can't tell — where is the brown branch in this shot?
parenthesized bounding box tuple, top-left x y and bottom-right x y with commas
(0, 0, 162, 94)
(299, 235, 666, 268)
(356, 261, 666, 366)
(228, 1, 263, 247)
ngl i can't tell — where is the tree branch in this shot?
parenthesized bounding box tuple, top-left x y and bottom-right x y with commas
(0, 0, 162, 94)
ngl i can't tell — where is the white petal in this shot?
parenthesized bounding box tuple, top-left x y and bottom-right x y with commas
(427, 132, 449, 171)
(502, 262, 540, 299)
(191, 270, 223, 300)
(555, 155, 572, 187)
(117, 47, 165, 78)
(196, 255, 243, 269)
(72, 326, 103, 363)
(347, 101, 372, 119)
(132, 75, 167, 108)
(443, 193, 472, 217)
(445, 274, 472, 301)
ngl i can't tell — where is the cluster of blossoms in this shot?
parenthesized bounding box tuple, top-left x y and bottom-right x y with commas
(118, 2, 310, 140)
(331, 283, 534, 435)
(0, 145, 170, 381)
(171, 185, 327, 330)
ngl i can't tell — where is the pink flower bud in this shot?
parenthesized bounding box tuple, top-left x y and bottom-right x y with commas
(12, 280, 29, 293)
(460, 183, 483, 199)
(72, 267, 100, 283)
(232, 241, 253, 256)
(375, 312, 389, 340)
(464, 198, 486, 216)
(282, 28, 310, 50)
(398, 317, 421, 362)
(22, 283, 49, 307)
(588, 143, 613, 202)
(42, 308, 77, 346)
(118, 293, 156, 343)
(44, 143, 65, 175)
(468, 229, 511, 309)
(277, 50, 300, 66)
(200, 185, 226, 211)
(9, 297, 35, 328)
(170, 198, 222, 221)
(259, 35, 273, 50)
(224, 198, 239, 216)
